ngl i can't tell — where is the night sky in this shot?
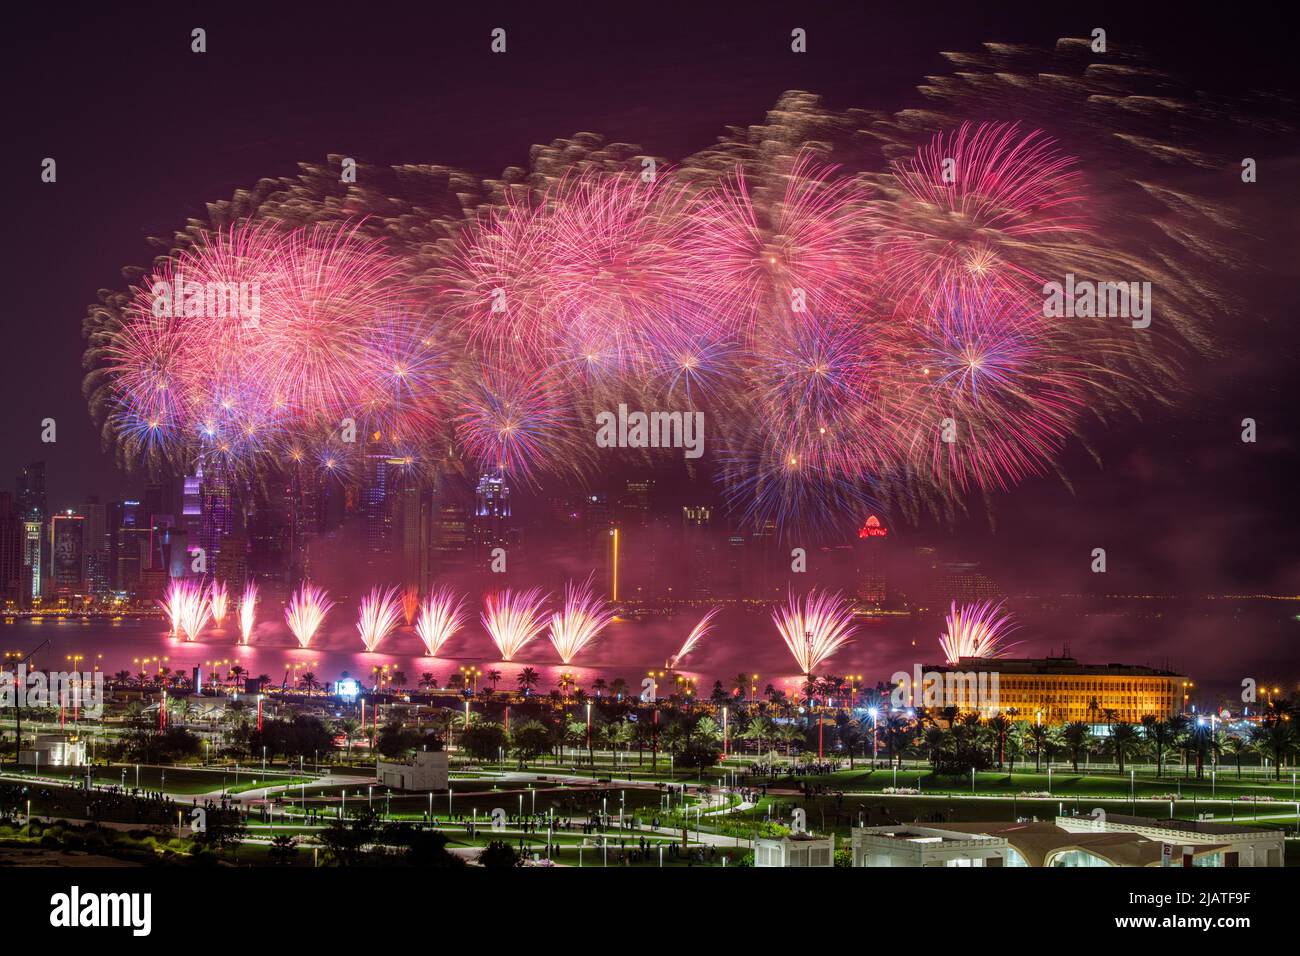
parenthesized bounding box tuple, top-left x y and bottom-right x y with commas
(4, 0, 1298, 616)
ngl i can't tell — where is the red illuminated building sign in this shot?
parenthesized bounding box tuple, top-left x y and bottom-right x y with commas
(858, 515, 888, 539)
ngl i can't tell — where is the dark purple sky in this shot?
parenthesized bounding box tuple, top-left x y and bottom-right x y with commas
(4, 0, 1298, 610)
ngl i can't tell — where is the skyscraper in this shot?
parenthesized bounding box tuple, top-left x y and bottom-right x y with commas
(470, 472, 516, 569)
(0, 493, 27, 607)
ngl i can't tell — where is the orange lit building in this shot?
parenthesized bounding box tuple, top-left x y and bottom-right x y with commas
(924, 656, 1187, 725)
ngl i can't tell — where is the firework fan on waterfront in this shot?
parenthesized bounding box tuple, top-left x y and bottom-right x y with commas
(209, 580, 229, 626)
(160, 578, 209, 642)
(548, 576, 615, 664)
(238, 582, 258, 646)
(666, 607, 721, 669)
(772, 588, 857, 676)
(415, 586, 468, 657)
(285, 583, 334, 650)
(357, 586, 404, 653)
(939, 600, 1020, 665)
(482, 587, 550, 662)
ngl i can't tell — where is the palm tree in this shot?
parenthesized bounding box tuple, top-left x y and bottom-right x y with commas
(732, 673, 750, 702)
(1221, 734, 1252, 778)
(337, 718, 361, 760)
(591, 677, 608, 698)
(1062, 721, 1091, 773)
(299, 672, 319, 693)
(486, 670, 502, 693)
(1109, 722, 1140, 774)
(418, 672, 438, 691)
(516, 667, 540, 695)
(1250, 717, 1296, 780)
(986, 714, 1012, 768)
(609, 677, 627, 700)
(1142, 716, 1175, 778)
(884, 712, 912, 769)
(230, 664, 245, 690)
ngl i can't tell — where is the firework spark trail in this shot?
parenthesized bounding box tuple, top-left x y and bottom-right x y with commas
(285, 583, 335, 649)
(159, 578, 187, 638)
(238, 581, 258, 645)
(401, 585, 420, 627)
(895, 277, 1082, 492)
(178, 584, 212, 643)
(357, 585, 404, 652)
(414, 586, 468, 656)
(772, 588, 856, 675)
(547, 577, 615, 664)
(683, 151, 876, 335)
(209, 580, 229, 625)
(939, 600, 1020, 665)
(879, 122, 1086, 303)
(160, 578, 210, 641)
(666, 607, 721, 669)
(482, 587, 549, 662)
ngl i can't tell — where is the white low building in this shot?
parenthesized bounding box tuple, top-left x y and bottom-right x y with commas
(851, 826, 1009, 867)
(754, 833, 835, 867)
(1055, 813, 1284, 867)
(376, 750, 449, 791)
(853, 816, 1284, 868)
(19, 734, 86, 768)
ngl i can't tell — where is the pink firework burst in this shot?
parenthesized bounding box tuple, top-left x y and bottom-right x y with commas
(939, 600, 1020, 665)
(684, 151, 877, 337)
(357, 585, 404, 653)
(482, 587, 549, 662)
(892, 277, 1082, 493)
(771, 587, 857, 675)
(285, 583, 334, 649)
(208, 580, 229, 625)
(666, 607, 721, 669)
(238, 581, 258, 645)
(415, 586, 468, 657)
(548, 577, 615, 664)
(878, 122, 1087, 304)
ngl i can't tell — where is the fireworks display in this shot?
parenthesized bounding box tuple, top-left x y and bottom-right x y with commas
(159, 578, 186, 638)
(160, 578, 210, 642)
(209, 580, 229, 626)
(285, 583, 334, 649)
(401, 585, 420, 627)
(666, 607, 721, 669)
(414, 586, 468, 657)
(772, 588, 857, 675)
(357, 585, 404, 652)
(83, 35, 1254, 541)
(939, 600, 1020, 665)
(238, 581, 258, 646)
(547, 577, 615, 664)
(482, 588, 550, 662)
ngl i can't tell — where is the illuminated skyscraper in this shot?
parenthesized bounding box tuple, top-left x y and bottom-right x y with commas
(470, 471, 516, 568)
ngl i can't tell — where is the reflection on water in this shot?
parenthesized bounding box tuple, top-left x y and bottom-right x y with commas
(3, 600, 1293, 699)
(2, 613, 911, 694)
